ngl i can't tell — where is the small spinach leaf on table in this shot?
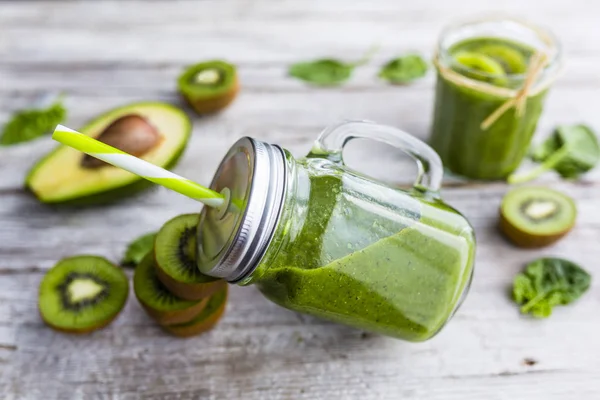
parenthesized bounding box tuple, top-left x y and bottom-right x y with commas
(378, 54, 428, 84)
(121, 232, 157, 268)
(1, 101, 67, 146)
(288, 46, 377, 86)
(513, 257, 591, 318)
(289, 59, 355, 86)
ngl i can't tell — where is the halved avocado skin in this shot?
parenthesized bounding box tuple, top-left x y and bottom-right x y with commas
(25, 102, 192, 206)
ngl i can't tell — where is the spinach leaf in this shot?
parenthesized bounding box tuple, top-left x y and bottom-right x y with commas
(288, 47, 377, 86)
(378, 54, 428, 84)
(513, 257, 591, 318)
(121, 232, 156, 268)
(1, 101, 67, 146)
(289, 59, 355, 86)
(508, 124, 599, 183)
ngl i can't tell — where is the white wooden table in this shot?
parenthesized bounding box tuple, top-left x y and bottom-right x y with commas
(1, 1, 599, 399)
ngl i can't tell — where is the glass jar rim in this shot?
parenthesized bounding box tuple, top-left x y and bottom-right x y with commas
(436, 16, 562, 82)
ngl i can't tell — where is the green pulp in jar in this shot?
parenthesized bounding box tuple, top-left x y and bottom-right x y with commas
(430, 37, 550, 180)
(247, 158, 475, 341)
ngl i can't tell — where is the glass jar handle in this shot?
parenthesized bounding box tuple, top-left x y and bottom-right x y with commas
(312, 120, 443, 193)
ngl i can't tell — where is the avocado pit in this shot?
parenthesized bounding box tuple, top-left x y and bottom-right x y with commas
(81, 114, 161, 168)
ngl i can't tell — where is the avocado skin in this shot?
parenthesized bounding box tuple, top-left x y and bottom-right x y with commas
(25, 102, 192, 206)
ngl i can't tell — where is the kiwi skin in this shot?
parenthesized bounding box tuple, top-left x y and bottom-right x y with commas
(182, 77, 239, 115)
(499, 211, 571, 248)
(155, 263, 226, 301)
(40, 312, 121, 335)
(134, 253, 211, 325)
(139, 297, 209, 325)
(163, 287, 228, 338)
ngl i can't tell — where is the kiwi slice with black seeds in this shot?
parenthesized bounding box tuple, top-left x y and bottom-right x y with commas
(177, 60, 239, 115)
(155, 214, 225, 300)
(163, 286, 228, 338)
(38, 256, 129, 333)
(134, 252, 209, 325)
(500, 186, 577, 248)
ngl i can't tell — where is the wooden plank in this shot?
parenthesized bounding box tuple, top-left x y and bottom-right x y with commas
(1, 0, 600, 399)
(2, 183, 600, 399)
(1, 86, 600, 191)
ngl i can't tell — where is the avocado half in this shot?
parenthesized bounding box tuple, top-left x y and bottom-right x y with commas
(26, 102, 191, 205)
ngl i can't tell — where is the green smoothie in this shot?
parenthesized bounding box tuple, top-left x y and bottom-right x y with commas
(430, 37, 550, 180)
(246, 158, 475, 341)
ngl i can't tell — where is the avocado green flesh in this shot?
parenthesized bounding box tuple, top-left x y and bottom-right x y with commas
(26, 102, 191, 204)
(430, 37, 549, 180)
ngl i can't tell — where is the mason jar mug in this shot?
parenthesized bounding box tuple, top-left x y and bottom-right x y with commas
(197, 121, 476, 341)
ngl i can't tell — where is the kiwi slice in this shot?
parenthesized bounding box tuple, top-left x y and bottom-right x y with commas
(499, 187, 577, 248)
(134, 252, 209, 325)
(453, 51, 507, 85)
(155, 214, 225, 300)
(163, 286, 228, 338)
(38, 256, 129, 334)
(177, 60, 239, 115)
(477, 44, 528, 75)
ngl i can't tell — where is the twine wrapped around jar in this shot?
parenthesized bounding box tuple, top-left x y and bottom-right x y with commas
(432, 22, 562, 130)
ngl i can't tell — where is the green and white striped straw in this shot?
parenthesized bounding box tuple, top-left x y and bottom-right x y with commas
(53, 125, 226, 208)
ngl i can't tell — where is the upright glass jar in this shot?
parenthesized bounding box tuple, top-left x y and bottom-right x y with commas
(197, 121, 476, 342)
(430, 18, 562, 180)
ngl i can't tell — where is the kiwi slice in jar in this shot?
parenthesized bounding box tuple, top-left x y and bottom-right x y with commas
(133, 252, 209, 325)
(453, 51, 507, 85)
(499, 186, 577, 248)
(154, 214, 225, 300)
(477, 44, 528, 75)
(177, 60, 239, 115)
(38, 256, 129, 333)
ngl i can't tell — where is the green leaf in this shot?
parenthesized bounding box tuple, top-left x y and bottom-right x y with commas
(121, 232, 156, 268)
(378, 54, 428, 84)
(289, 59, 355, 86)
(513, 274, 535, 304)
(512, 257, 591, 318)
(288, 46, 378, 87)
(530, 134, 560, 163)
(509, 124, 599, 183)
(0, 101, 67, 146)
